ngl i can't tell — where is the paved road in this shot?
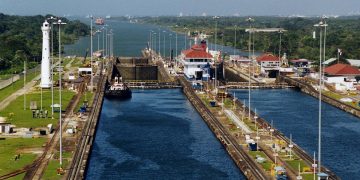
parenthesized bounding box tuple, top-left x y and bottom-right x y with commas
(0, 61, 60, 111)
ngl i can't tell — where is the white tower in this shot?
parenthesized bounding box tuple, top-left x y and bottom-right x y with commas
(40, 20, 51, 88)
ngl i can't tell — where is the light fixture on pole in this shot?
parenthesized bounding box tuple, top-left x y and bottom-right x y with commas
(163, 30, 166, 59)
(47, 16, 57, 118)
(89, 15, 94, 91)
(213, 16, 220, 51)
(53, 18, 66, 168)
(234, 25, 237, 56)
(246, 17, 254, 121)
(184, 27, 188, 50)
(313, 17, 328, 174)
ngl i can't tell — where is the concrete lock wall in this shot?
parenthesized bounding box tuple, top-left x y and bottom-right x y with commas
(118, 66, 158, 81)
(224, 68, 247, 82)
(118, 57, 149, 65)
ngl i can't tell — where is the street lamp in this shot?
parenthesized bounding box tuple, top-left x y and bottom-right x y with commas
(314, 17, 328, 174)
(234, 25, 237, 56)
(184, 27, 188, 50)
(169, 34, 172, 61)
(163, 31, 166, 59)
(89, 15, 94, 91)
(53, 18, 66, 167)
(158, 29, 161, 56)
(246, 17, 255, 121)
(213, 16, 220, 51)
(47, 16, 57, 117)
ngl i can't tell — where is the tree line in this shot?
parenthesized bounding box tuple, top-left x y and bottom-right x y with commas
(0, 13, 89, 74)
(139, 16, 360, 64)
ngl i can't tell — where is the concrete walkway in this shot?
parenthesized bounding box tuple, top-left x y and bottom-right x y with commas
(224, 109, 252, 134)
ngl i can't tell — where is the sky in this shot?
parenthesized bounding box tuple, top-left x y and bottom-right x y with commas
(1, 0, 360, 17)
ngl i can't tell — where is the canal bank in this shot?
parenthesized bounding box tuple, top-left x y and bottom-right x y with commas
(231, 88, 360, 179)
(280, 75, 360, 118)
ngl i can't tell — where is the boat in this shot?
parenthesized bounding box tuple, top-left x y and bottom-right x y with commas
(95, 18, 105, 25)
(105, 76, 132, 99)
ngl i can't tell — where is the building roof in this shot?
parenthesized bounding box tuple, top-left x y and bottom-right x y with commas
(323, 58, 337, 65)
(290, 59, 309, 63)
(182, 45, 213, 59)
(324, 63, 360, 76)
(346, 59, 360, 67)
(256, 53, 280, 62)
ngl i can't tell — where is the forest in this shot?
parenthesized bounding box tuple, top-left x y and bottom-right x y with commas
(140, 16, 360, 64)
(0, 13, 89, 74)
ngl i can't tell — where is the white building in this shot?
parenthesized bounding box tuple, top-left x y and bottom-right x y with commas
(40, 20, 51, 88)
(179, 40, 213, 81)
(324, 63, 360, 91)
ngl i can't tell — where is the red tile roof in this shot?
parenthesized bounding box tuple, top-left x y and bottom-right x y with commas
(182, 45, 213, 59)
(324, 63, 360, 75)
(256, 53, 280, 62)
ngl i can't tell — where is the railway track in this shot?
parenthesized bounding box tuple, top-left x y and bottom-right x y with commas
(179, 77, 268, 180)
(66, 74, 106, 180)
(0, 82, 87, 180)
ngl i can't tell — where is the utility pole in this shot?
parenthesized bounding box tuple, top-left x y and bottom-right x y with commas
(53, 19, 66, 167)
(90, 15, 93, 91)
(246, 17, 254, 121)
(314, 17, 328, 174)
(24, 60, 26, 110)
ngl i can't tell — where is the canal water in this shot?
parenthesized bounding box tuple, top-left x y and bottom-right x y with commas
(64, 18, 251, 57)
(66, 19, 245, 179)
(85, 89, 245, 179)
(231, 89, 360, 179)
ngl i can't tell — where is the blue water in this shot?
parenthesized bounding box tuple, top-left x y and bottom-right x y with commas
(64, 19, 251, 58)
(231, 89, 360, 179)
(86, 89, 245, 179)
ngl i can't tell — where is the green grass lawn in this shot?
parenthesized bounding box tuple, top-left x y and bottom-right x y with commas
(42, 151, 72, 180)
(7, 173, 25, 180)
(75, 91, 93, 113)
(0, 71, 38, 103)
(0, 89, 75, 128)
(323, 91, 360, 109)
(249, 151, 273, 171)
(0, 74, 12, 80)
(0, 137, 47, 176)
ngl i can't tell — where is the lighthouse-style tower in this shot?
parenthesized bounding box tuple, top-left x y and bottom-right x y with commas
(40, 20, 51, 88)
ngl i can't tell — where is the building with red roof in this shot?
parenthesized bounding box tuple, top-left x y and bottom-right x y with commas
(255, 53, 281, 78)
(324, 63, 360, 76)
(179, 40, 213, 80)
(256, 53, 280, 67)
(323, 63, 360, 91)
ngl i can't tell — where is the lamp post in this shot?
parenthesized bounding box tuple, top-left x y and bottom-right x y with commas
(184, 27, 188, 50)
(163, 31, 166, 59)
(278, 29, 284, 66)
(89, 15, 94, 91)
(246, 17, 254, 121)
(234, 25, 237, 56)
(169, 34, 172, 61)
(53, 18, 66, 167)
(314, 17, 328, 174)
(23, 60, 26, 110)
(96, 29, 101, 51)
(158, 29, 161, 56)
(213, 16, 220, 51)
(47, 16, 57, 117)
(153, 32, 157, 56)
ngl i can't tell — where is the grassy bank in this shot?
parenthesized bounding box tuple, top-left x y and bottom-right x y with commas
(0, 137, 47, 176)
(0, 89, 75, 128)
